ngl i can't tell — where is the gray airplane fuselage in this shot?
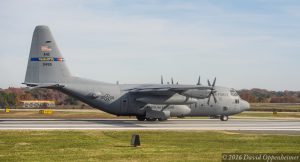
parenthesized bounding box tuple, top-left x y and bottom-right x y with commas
(55, 77, 249, 118)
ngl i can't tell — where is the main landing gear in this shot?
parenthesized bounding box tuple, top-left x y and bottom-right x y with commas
(136, 115, 146, 121)
(136, 116, 167, 121)
(220, 115, 229, 121)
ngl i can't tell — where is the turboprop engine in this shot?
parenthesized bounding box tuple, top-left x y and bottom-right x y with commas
(181, 89, 210, 99)
(181, 77, 218, 105)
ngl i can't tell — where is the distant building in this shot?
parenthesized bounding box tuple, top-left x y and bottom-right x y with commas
(20, 100, 55, 108)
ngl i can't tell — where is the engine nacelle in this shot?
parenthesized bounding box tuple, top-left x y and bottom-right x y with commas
(181, 89, 210, 99)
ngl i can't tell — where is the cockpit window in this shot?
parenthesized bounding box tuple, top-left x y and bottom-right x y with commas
(230, 88, 238, 96)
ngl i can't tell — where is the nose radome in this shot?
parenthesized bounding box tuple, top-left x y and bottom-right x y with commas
(241, 100, 250, 111)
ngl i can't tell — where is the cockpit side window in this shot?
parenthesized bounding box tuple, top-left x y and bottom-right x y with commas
(230, 88, 239, 96)
(235, 99, 239, 104)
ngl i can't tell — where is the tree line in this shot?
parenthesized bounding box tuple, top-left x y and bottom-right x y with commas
(238, 88, 300, 103)
(0, 87, 78, 108)
(0, 87, 300, 108)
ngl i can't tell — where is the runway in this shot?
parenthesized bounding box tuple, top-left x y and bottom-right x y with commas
(0, 119, 300, 134)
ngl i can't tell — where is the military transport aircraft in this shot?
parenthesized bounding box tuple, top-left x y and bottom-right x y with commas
(23, 25, 250, 121)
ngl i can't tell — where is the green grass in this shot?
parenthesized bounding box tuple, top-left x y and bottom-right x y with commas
(0, 131, 299, 162)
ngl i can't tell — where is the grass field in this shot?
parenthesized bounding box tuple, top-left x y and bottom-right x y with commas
(0, 131, 299, 162)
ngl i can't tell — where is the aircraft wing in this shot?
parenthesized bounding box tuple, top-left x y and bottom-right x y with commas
(124, 84, 212, 94)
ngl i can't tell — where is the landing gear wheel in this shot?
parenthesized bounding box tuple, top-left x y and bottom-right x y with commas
(158, 118, 167, 121)
(146, 118, 157, 121)
(220, 115, 228, 121)
(136, 116, 146, 121)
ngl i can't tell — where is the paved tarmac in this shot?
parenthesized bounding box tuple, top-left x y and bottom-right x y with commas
(0, 119, 299, 134)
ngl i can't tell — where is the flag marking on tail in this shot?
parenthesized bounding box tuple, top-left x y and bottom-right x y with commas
(30, 57, 64, 62)
(41, 45, 52, 52)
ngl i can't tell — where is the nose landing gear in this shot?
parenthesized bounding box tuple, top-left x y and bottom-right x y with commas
(220, 115, 229, 121)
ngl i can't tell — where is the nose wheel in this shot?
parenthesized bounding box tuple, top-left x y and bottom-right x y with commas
(146, 118, 157, 121)
(220, 115, 228, 121)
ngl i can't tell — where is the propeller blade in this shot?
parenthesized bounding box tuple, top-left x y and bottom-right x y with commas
(207, 79, 211, 86)
(197, 76, 201, 85)
(161, 75, 163, 84)
(171, 77, 174, 84)
(212, 93, 217, 103)
(212, 77, 216, 87)
(207, 94, 211, 105)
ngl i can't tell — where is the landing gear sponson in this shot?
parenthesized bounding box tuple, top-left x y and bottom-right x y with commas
(136, 116, 168, 121)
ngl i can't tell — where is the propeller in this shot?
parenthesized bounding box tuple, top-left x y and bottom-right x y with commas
(161, 75, 164, 84)
(207, 77, 217, 105)
(171, 77, 174, 84)
(207, 77, 216, 87)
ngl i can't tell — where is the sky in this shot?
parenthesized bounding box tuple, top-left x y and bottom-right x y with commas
(0, 0, 300, 91)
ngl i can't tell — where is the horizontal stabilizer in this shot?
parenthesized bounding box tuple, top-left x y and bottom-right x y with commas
(22, 82, 65, 89)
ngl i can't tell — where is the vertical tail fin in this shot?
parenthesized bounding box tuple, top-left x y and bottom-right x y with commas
(24, 25, 71, 85)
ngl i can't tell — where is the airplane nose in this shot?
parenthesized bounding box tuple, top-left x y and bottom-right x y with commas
(241, 100, 250, 111)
